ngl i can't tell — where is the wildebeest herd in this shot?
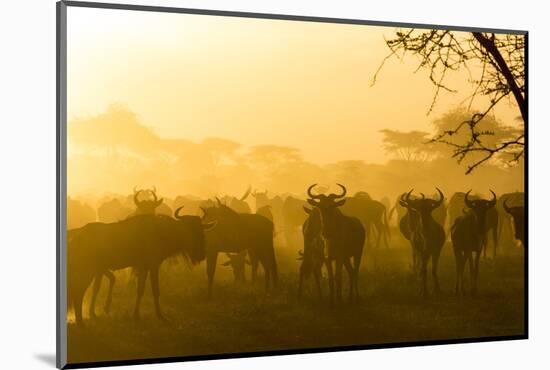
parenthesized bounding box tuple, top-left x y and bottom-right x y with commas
(67, 185, 525, 327)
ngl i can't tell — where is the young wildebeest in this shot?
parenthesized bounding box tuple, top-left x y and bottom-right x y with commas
(200, 201, 277, 296)
(503, 198, 525, 247)
(400, 189, 446, 296)
(307, 184, 365, 305)
(298, 206, 326, 300)
(68, 208, 214, 326)
(451, 190, 496, 296)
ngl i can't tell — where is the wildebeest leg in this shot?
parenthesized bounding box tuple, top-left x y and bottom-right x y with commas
(314, 268, 322, 300)
(103, 270, 115, 314)
(298, 267, 304, 299)
(89, 274, 102, 319)
(374, 222, 382, 249)
(149, 265, 167, 322)
(261, 258, 271, 293)
(206, 251, 218, 298)
(326, 260, 335, 307)
(467, 252, 474, 295)
(73, 287, 86, 327)
(353, 254, 361, 302)
(335, 260, 343, 304)
(472, 251, 481, 296)
(432, 252, 441, 295)
(420, 256, 428, 297)
(454, 250, 462, 295)
(133, 269, 148, 320)
(343, 259, 354, 303)
(492, 226, 498, 259)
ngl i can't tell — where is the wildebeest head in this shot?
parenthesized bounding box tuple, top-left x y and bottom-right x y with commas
(200, 200, 242, 245)
(252, 189, 269, 208)
(174, 206, 216, 264)
(221, 251, 250, 282)
(307, 183, 347, 238)
(400, 188, 444, 219)
(464, 190, 497, 233)
(503, 197, 525, 245)
(134, 186, 164, 215)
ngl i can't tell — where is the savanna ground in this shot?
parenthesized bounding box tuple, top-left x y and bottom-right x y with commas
(67, 231, 525, 364)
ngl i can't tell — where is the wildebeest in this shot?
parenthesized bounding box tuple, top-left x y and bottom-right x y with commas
(281, 195, 308, 248)
(68, 208, 214, 326)
(400, 189, 446, 296)
(307, 184, 365, 305)
(448, 192, 499, 258)
(201, 202, 277, 296)
(220, 251, 250, 283)
(497, 192, 525, 248)
(451, 190, 496, 296)
(298, 206, 325, 299)
(256, 205, 274, 223)
(133, 187, 164, 215)
(225, 186, 252, 214)
(503, 197, 525, 247)
(340, 192, 390, 248)
(67, 198, 96, 229)
(397, 193, 422, 272)
(97, 198, 133, 223)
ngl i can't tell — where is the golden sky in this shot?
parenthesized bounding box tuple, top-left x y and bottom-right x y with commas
(67, 6, 520, 165)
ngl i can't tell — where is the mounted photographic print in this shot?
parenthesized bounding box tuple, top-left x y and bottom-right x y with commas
(56, 1, 527, 368)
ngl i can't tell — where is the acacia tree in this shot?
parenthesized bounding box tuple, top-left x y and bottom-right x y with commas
(373, 30, 526, 173)
(379, 129, 436, 161)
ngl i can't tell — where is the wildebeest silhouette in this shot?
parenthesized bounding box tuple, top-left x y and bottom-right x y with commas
(400, 189, 446, 296)
(133, 187, 164, 215)
(201, 201, 277, 296)
(68, 209, 214, 326)
(451, 190, 497, 296)
(256, 205, 274, 223)
(281, 195, 308, 248)
(340, 192, 390, 248)
(397, 192, 422, 272)
(97, 198, 133, 223)
(67, 197, 96, 229)
(307, 184, 365, 305)
(298, 206, 325, 300)
(448, 192, 499, 258)
(497, 192, 525, 248)
(224, 186, 252, 214)
(503, 197, 525, 247)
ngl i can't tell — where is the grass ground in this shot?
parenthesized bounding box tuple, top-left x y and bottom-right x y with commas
(67, 234, 525, 364)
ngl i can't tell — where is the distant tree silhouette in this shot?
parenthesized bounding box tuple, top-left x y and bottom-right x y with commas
(379, 129, 435, 162)
(373, 31, 525, 173)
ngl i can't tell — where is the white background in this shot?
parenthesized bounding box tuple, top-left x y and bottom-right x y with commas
(0, 0, 548, 369)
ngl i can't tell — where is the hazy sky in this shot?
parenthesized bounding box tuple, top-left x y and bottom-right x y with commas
(67, 6, 520, 164)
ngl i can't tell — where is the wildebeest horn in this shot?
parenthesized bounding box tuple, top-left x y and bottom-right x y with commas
(420, 193, 425, 199)
(134, 189, 144, 206)
(215, 197, 223, 206)
(489, 190, 497, 206)
(464, 190, 474, 208)
(331, 183, 347, 199)
(240, 186, 252, 201)
(149, 187, 158, 202)
(174, 206, 185, 219)
(307, 184, 322, 199)
(405, 189, 414, 203)
(503, 198, 512, 214)
(434, 187, 444, 207)
(200, 206, 207, 216)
